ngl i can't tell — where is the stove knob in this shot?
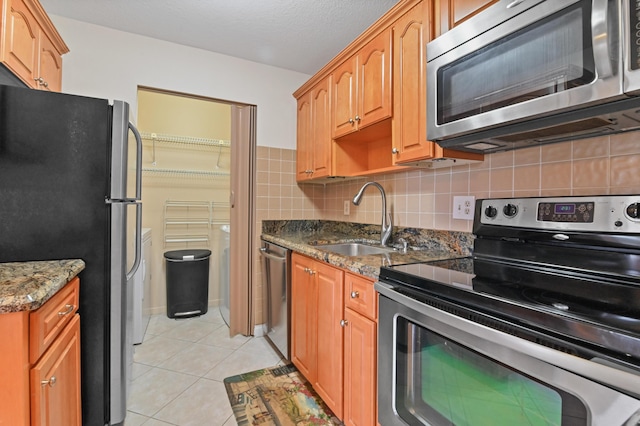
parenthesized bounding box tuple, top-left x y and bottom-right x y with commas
(503, 203, 518, 217)
(484, 205, 498, 218)
(626, 202, 640, 219)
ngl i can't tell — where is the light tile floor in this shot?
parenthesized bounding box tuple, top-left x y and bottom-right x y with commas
(125, 309, 284, 426)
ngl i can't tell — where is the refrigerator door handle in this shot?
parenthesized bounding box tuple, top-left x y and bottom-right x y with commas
(128, 122, 143, 201)
(126, 201, 143, 281)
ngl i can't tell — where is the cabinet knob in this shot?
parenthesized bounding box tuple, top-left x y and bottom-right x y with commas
(58, 304, 75, 316)
(350, 291, 359, 299)
(354, 115, 361, 122)
(308, 269, 316, 275)
(391, 148, 399, 154)
(41, 376, 57, 387)
(348, 118, 355, 124)
(340, 319, 348, 327)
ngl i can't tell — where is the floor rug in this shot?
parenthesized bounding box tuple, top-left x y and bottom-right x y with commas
(223, 364, 343, 425)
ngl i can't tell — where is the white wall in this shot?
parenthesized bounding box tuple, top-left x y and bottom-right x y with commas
(49, 15, 310, 149)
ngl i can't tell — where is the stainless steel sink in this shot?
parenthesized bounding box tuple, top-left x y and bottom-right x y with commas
(317, 242, 395, 256)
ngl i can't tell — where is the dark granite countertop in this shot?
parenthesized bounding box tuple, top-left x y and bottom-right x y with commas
(261, 220, 472, 280)
(0, 259, 85, 314)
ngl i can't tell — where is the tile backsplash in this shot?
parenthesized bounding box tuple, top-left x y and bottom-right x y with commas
(256, 132, 640, 234)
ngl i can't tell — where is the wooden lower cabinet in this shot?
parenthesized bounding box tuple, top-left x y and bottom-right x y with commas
(314, 260, 345, 417)
(343, 308, 377, 426)
(0, 277, 81, 426)
(343, 272, 378, 426)
(291, 253, 345, 418)
(291, 253, 318, 382)
(31, 314, 81, 426)
(291, 253, 378, 425)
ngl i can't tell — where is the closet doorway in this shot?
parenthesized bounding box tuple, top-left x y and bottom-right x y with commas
(137, 86, 255, 337)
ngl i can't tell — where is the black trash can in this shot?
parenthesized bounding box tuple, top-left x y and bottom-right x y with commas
(164, 249, 211, 319)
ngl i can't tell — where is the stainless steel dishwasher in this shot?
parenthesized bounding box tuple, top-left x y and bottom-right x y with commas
(259, 239, 291, 360)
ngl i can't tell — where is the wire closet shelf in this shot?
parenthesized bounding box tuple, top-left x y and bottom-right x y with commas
(163, 200, 230, 246)
(141, 132, 231, 178)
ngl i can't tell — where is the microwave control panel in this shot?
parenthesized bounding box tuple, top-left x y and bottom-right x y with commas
(631, 1, 640, 69)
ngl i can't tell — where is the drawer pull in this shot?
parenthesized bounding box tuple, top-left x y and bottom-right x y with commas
(350, 291, 359, 299)
(41, 376, 57, 387)
(58, 304, 75, 316)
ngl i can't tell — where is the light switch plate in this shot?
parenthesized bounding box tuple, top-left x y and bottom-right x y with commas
(344, 200, 350, 215)
(453, 196, 475, 220)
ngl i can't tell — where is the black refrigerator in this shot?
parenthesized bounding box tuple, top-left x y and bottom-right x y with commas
(0, 84, 142, 426)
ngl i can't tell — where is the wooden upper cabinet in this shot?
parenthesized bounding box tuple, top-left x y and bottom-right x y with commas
(296, 77, 332, 182)
(357, 29, 392, 130)
(36, 33, 63, 92)
(332, 28, 392, 139)
(332, 57, 357, 139)
(2, 0, 39, 84)
(309, 78, 332, 179)
(296, 92, 313, 181)
(0, 0, 68, 91)
(437, 0, 500, 35)
(392, 1, 431, 164)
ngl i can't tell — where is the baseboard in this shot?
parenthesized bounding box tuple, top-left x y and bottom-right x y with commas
(253, 323, 267, 337)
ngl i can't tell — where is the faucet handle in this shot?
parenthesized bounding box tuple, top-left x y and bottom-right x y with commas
(394, 238, 409, 253)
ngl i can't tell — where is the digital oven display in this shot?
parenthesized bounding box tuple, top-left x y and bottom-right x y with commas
(554, 204, 575, 214)
(538, 202, 594, 223)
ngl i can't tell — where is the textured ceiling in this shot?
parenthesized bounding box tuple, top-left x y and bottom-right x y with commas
(40, 0, 400, 75)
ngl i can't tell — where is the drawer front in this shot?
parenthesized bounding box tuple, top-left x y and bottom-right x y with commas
(30, 277, 80, 364)
(344, 273, 377, 321)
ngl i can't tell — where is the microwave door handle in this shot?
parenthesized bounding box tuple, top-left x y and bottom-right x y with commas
(592, 0, 614, 79)
(128, 122, 143, 201)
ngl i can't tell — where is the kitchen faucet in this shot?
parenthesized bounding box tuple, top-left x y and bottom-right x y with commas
(352, 181, 392, 246)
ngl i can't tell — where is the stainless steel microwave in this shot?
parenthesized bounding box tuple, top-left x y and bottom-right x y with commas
(427, 0, 640, 153)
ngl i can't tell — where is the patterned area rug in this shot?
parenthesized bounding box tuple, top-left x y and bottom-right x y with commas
(223, 364, 342, 425)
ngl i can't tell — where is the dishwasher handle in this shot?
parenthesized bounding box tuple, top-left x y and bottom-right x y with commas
(259, 247, 287, 262)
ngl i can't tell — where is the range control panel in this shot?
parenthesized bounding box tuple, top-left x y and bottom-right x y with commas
(537, 202, 594, 223)
(478, 196, 640, 232)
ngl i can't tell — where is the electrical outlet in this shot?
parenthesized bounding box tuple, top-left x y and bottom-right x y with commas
(452, 196, 475, 220)
(343, 200, 350, 216)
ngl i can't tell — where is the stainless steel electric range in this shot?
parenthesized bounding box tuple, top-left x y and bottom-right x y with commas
(376, 195, 640, 426)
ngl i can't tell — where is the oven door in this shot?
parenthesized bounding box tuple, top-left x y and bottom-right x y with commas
(426, 0, 623, 143)
(376, 282, 640, 426)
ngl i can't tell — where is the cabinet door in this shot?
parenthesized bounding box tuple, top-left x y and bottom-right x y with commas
(357, 27, 392, 129)
(343, 308, 377, 426)
(314, 261, 345, 419)
(296, 92, 313, 181)
(30, 314, 82, 426)
(438, 0, 499, 35)
(332, 57, 357, 138)
(310, 77, 332, 179)
(291, 253, 317, 382)
(392, 2, 434, 164)
(37, 33, 62, 92)
(2, 0, 38, 88)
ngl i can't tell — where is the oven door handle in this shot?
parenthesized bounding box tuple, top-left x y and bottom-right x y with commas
(592, 0, 614, 80)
